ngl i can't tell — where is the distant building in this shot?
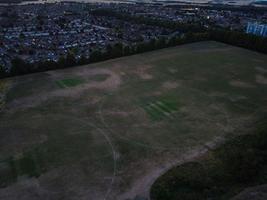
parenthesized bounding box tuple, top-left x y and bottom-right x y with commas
(246, 22, 267, 37)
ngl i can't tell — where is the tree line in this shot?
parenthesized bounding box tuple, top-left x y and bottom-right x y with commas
(210, 29, 267, 53)
(0, 32, 210, 78)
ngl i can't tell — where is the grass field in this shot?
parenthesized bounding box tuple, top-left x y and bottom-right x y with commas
(0, 41, 266, 200)
(56, 78, 85, 88)
(140, 97, 179, 121)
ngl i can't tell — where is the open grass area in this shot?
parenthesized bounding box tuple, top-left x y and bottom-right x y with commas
(140, 98, 179, 121)
(56, 78, 85, 88)
(0, 41, 266, 200)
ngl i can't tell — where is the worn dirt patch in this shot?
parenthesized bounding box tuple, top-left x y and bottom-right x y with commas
(231, 184, 267, 200)
(105, 111, 136, 117)
(162, 81, 179, 90)
(168, 68, 178, 74)
(229, 80, 255, 88)
(255, 66, 267, 74)
(256, 74, 267, 85)
(88, 96, 103, 105)
(133, 65, 153, 80)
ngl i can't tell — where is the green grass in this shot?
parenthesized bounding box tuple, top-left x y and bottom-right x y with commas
(0, 148, 44, 187)
(56, 78, 84, 88)
(57, 74, 109, 88)
(140, 98, 179, 121)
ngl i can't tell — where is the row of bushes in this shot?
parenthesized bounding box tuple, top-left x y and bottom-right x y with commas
(150, 117, 267, 200)
(210, 29, 267, 54)
(0, 32, 210, 78)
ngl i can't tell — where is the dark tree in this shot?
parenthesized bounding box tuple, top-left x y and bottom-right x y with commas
(11, 57, 32, 75)
(0, 65, 6, 78)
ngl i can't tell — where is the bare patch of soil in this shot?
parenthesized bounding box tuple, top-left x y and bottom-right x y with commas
(162, 81, 179, 90)
(151, 91, 163, 96)
(229, 80, 255, 88)
(106, 111, 132, 117)
(168, 68, 178, 74)
(255, 66, 267, 74)
(256, 74, 267, 85)
(231, 184, 267, 200)
(88, 96, 103, 105)
(133, 65, 153, 80)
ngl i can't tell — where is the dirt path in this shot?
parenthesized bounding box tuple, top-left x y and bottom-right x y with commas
(116, 137, 224, 200)
(73, 118, 118, 200)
